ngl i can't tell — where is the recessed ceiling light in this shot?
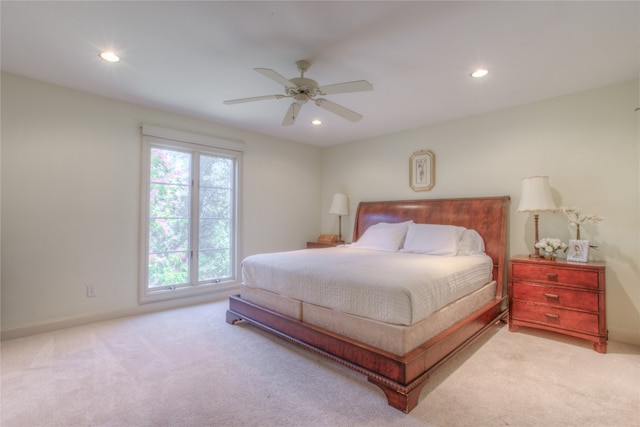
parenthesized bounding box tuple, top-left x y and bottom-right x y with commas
(311, 119, 322, 125)
(470, 68, 488, 78)
(99, 51, 120, 63)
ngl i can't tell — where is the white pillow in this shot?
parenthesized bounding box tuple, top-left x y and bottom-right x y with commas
(350, 221, 413, 252)
(457, 229, 486, 256)
(401, 223, 466, 256)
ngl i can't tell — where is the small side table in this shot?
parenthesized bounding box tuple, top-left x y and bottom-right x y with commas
(508, 255, 607, 353)
(306, 241, 340, 249)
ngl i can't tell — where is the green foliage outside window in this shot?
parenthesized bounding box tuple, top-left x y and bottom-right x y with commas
(147, 147, 233, 288)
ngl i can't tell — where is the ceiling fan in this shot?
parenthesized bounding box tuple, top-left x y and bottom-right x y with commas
(224, 60, 373, 126)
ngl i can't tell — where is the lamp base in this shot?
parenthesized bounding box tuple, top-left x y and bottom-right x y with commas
(528, 246, 543, 259)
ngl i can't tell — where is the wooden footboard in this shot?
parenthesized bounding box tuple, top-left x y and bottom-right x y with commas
(227, 293, 507, 413)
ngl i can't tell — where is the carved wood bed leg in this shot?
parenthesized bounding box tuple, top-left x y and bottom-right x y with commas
(367, 377, 427, 414)
(226, 310, 242, 325)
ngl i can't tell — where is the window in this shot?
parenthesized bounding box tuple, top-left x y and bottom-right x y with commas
(140, 125, 243, 303)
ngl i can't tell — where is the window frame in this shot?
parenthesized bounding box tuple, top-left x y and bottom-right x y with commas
(139, 125, 243, 304)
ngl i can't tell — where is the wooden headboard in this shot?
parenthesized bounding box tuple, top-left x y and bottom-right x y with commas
(352, 196, 510, 293)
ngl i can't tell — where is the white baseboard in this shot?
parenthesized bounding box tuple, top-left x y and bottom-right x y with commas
(1, 290, 237, 341)
(608, 326, 640, 346)
(5, 293, 640, 348)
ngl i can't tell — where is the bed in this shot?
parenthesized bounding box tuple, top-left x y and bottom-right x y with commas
(226, 196, 510, 413)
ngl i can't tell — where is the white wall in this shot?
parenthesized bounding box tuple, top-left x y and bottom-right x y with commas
(321, 79, 640, 345)
(3, 73, 638, 345)
(1, 72, 321, 337)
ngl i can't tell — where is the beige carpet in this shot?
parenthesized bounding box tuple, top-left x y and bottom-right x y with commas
(1, 299, 639, 427)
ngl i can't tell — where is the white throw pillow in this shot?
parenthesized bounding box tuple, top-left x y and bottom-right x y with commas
(401, 223, 466, 256)
(457, 229, 486, 255)
(350, 220, 413, 252)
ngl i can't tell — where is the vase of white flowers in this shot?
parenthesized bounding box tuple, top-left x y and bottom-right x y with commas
(535, 238, 567, 260)
(561, 207, 604, 240)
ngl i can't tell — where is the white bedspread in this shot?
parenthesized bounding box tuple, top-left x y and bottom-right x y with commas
(241, 247, 493, 326)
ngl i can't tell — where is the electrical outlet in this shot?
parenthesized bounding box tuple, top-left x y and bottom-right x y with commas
(87, 286, 96, 297)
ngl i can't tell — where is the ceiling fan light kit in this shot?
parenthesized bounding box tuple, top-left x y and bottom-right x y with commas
(224, 60, 373, 126)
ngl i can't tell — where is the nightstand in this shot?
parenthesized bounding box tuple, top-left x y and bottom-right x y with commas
(306, 241, 340, 249)
(508, 255, 607, 353)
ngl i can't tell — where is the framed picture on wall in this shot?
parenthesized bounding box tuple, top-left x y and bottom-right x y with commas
(567, 239, 590, 263)
(409, 150, 435, 192)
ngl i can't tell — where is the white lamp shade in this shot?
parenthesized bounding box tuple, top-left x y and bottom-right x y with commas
(329, 193, 349, 216)
(517, 176, 557, 212)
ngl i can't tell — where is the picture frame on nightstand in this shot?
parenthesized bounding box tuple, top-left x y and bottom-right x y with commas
(567, 239, 590, 262)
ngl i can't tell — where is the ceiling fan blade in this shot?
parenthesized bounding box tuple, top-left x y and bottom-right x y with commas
(282, 102, 302, 126)
(223, 94, 284, 104)
(255, 68, 296, 89)
(318, 80, 373, 95)
(315, 98, 363, 122)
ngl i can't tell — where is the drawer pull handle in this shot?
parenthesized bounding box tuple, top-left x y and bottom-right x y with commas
(544, 293, 560, 299)
(546, 273, 558, 280)
(544, 313, 560, 319)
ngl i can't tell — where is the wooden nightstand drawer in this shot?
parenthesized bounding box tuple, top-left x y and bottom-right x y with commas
(512, 282, 598, 312)
(511, 263, 599, 289)
(512, 300, 599, 335)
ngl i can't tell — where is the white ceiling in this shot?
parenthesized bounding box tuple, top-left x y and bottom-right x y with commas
(2, 1, 638, 147)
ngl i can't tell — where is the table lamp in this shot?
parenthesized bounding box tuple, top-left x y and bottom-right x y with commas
(329, 193, 349, 243)
(518, 176, 557, 257)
